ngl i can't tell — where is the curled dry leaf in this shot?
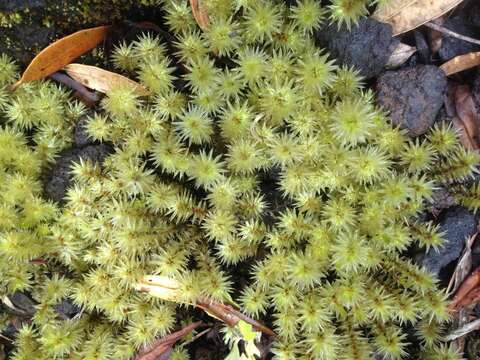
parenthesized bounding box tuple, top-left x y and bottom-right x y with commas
(63, 64, 150, 96)
(190, 0, 210, 30)
(135, 321, 203, 360)
(447, 233, 478, 349)
(385, 42, 417, 69)
(372, 0, 465, 36)
(11, 25, 110, 91)
(440, 52, 480, 76)
(448, 233, 478, 295)
(451, 84, 480, 150)
(449, 266, 480, 312)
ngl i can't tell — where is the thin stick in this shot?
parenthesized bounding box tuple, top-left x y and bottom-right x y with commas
(49, 72, 100, 104)
(425, 22, 480, 47)
(187, 328, 211, 344)
(0, 333, 13, 343)
(446, 318, 480, 341)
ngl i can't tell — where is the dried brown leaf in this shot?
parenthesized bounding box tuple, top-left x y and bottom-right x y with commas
(440, 52, 480, 76)
(11, 25, 110, 90)
(449, 266, 480, 312)
(385, 42, 417, 69)
(63, 63, 150, 96)
(451, 84, 480, 150)
(372, 0, 465, 36)
(448, 233, 478, 294)
(135, 322, 203, 360)
(190, 0, 209, 30)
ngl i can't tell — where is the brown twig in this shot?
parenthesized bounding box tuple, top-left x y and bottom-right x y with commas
(0, 333, 13, 343)
(424, 22, 480, 47)
(134, 321, 204, 360)
(188, 328, 211, 343)
(196, 299, 276, 337)
(49, 72, 100, 105)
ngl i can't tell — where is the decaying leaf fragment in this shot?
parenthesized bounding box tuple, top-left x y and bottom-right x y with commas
(445, 84, 480, 150)
(11, 25, 110, 90)
(190, 0, 210, 30)
(385, 42, 417, 69)
(449, 266, 480, 312)
(453, 85, 480, 150)
(372, 0, 465, 36)
(64, 63, 150, 96)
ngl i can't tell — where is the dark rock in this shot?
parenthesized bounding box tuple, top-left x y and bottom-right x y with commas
(413, 31, 430, 63)
(428, 187, 456, 217)
(376, 65, 447, 136)
(0, 0, 45, 12)
(74, 116, 94, 148)
(315, 18, 394, 79)
(7, 292, 36, 316)
(43, 144, 111, 203)
(438, 16, 480, 62)
(2, 322, 17, 341)
(54, 299, 81, 319)
(471, 4, 480, 28)
(422, 206, 478, 277)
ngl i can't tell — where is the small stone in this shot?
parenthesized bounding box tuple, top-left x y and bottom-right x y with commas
(7, 292, 36, 316)
(428, 187, 456, 217)
(315, 18, 394, 79)
(43, 144, 111, 204)
(54, 299, 81, 319)
(376, 65, 447, 136)
(422, 206, 478, 277)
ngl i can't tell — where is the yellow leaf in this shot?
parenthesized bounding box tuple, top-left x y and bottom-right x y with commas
(64, 63, 150, 96)
(372, 0, 464, 36)
(11, 25, 110, 90)
(135, 275, 181, 302)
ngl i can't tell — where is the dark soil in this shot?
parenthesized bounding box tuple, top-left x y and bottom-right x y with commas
(43, 144, 111, 203)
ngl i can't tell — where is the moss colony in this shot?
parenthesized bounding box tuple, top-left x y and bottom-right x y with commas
(0, 0, 477, 359)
